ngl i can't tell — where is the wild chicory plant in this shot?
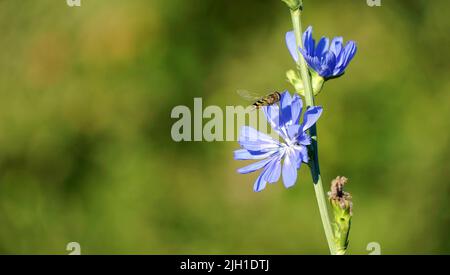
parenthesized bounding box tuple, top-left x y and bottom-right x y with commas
(285, 26, 357, 97)
(234, 0, 357, 255)
(286, 27, 357, 80)
(234, 92, 322, 192)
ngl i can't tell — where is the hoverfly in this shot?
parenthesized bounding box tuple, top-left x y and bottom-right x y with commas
(237, 90, 281, 111)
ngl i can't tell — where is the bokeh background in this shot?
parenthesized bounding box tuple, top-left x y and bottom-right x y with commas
(0, 0, 449, 254)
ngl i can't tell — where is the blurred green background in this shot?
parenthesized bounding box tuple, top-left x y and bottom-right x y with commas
(0, 0, 449, 254)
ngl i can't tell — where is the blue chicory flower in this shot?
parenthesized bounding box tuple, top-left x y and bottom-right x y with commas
(286, 26, 357, 79)
(234, 91, 323, 192)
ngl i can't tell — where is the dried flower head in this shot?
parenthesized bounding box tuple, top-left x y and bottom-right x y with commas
(328, 176, 353, 215)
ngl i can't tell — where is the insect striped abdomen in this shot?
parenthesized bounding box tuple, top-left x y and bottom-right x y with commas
(251, 92, 281, 109)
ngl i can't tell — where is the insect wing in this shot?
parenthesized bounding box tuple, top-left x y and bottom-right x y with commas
(236, 89, 263, 102)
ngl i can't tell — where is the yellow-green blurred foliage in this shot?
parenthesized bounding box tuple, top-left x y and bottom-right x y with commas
(0, 0, 449, 254)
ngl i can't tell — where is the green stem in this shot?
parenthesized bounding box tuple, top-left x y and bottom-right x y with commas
(289, 8, 337, 255)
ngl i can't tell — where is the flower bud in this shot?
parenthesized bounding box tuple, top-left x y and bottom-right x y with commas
(328, 176, 352, 255)
(286, 69, 305, 96)
(286, 69, 324, 96)
(310, 70, 325, 96)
